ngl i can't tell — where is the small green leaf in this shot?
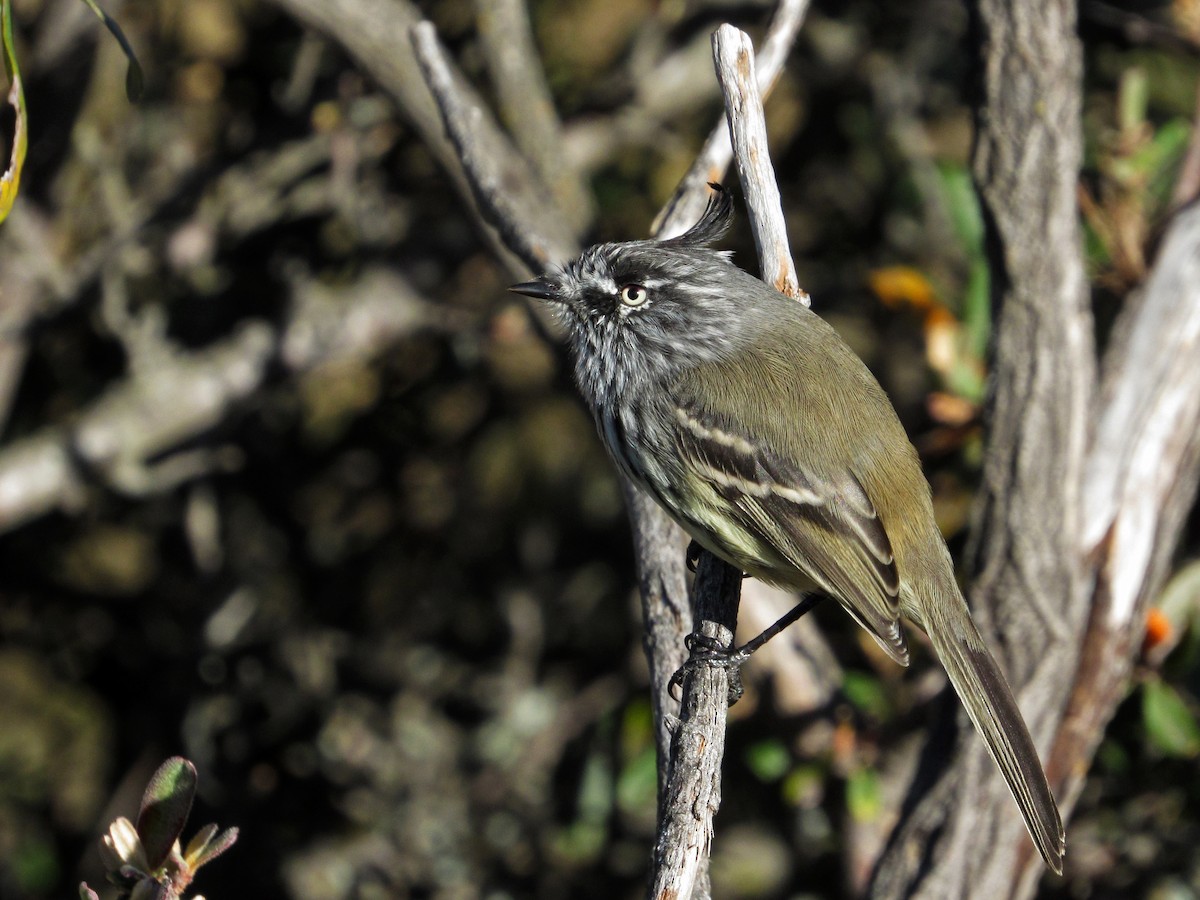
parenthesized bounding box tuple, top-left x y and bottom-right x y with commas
(183, 823, 218, 864)
(781, 763, 824, 808)
(842, 670, 890, 720)
(744, 739, 791, 782)
(1096, 738, 1129, 775)
(76, 0, 143, 101)
(187, 825, 238, 869)
(959, 258, 991, 374)
(136, 757, 197, 868)
(846, 767, 882, 823)
(1142, 678, 1200, 758)
(1117, 67, 1149, 135)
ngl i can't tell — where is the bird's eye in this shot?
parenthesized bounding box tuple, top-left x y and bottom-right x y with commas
(620, 284, 649, 307)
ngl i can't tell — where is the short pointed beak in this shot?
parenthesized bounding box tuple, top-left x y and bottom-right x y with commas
(509, 279, 560, 302)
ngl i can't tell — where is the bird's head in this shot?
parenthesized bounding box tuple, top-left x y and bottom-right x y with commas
(510, 186, 751, 400)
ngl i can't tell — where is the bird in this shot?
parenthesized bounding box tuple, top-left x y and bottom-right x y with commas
(509, 185, 1065, 874)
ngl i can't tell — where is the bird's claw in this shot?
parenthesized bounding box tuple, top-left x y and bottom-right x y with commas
(668, 632, 745, 706)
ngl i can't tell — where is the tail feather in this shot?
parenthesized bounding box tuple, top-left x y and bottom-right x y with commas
(928, 618, 1066, 875)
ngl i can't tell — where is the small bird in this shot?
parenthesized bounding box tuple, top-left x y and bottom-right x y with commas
(510, 185, 1064, 874)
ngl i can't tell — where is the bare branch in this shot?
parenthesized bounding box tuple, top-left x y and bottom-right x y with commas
(474, 0, 594, 231)
(648, 554, 742, 900)
(1042, 200, 1200, 881)
(410, 22, 578, 276)
(0, 323, 274, 532)
(0, 267, 438, 535)
(1083, 203, 1200, 573)
(653, 0, 811, 240)
(712, 24, 804, 302)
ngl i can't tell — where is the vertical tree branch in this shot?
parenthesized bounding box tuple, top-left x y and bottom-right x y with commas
(1041, 200, 1200, 891)
(648, 553, 741, 900)
(648, 23, 806, 900)
(872, 0, 1094, 895)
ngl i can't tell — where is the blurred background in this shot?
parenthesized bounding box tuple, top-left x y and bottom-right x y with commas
(1, 0, 1199, 897)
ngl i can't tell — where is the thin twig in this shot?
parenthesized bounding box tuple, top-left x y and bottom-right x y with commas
(713, 24, 805, 302)
(410, 21, 578, 272)
(653, 0, 811, 240)
(474, 0, 594, 231)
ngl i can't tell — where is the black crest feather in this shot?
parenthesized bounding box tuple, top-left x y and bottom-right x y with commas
(663, 183, 733, 248)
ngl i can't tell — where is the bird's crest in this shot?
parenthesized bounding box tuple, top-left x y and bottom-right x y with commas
(662, 183, 733, 248)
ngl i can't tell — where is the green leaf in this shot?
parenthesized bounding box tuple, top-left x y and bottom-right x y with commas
(76, 0, 143, 101)
(1096, 738, 1129, 775)
(842, 670, 890, 720)
(780, 763, 824, 808)
(936, 163, 984, 255)
(959, 258, 991, 373)
(182, 823, 218, 863)
(1142, 678, 1200, 759)
(186, 825, 238, 870)
(846, 767, 882, 823)
(136, 757, 197, 868)
(1117, 67, 1148, 135)
(744, 739, 791, 782)
(1, 0, 27, 225)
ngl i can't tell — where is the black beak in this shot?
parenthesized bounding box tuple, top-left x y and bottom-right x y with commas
(509, 279, 560, 302)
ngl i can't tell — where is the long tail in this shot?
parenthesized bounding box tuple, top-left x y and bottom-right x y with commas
(925, 604, 1066, 874)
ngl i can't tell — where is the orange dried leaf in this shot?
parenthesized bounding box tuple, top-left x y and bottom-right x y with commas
(868, 266, 937, 312)
(926, 391, 977, 426)
(1143, 608, 1172, 654)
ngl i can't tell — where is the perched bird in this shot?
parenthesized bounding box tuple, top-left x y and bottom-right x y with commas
(510, 185, 1065, 873)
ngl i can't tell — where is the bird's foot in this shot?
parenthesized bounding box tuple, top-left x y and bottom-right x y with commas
(669, 632, 746, 706)
(668, 593, 826, 707)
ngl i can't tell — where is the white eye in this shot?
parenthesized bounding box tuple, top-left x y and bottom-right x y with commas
(620, 284, 649, 307)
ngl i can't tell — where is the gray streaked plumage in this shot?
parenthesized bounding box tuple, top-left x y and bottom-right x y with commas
(510, 187, 1065, 874)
